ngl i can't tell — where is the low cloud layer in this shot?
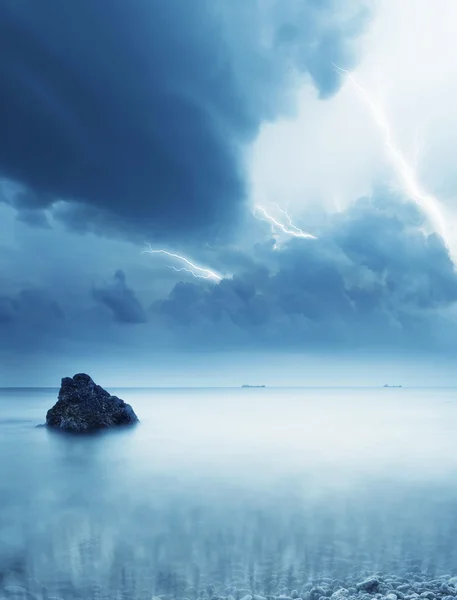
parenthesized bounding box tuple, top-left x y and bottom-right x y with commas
(93, 270, 147, 325)
(2, 192, 457, 358)
(151, 194, 457, 351)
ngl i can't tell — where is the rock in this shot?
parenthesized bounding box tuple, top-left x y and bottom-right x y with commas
(356, 578, 380, 593)
(45, 373, 139, 432)
(386, 594, 398, 600)
(440, 584, 455, 595)
(331, 589, 349, 600)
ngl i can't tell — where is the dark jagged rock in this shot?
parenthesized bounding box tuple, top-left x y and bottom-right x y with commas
(45, 373, 139, 432)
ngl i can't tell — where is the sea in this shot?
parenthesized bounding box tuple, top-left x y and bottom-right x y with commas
(1, 386, 457, 597)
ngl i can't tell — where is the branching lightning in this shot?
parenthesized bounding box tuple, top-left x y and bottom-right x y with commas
(271, 202, 310, 236)
(141, 245, 222, 281)
(254, 205, 317, 239)
(334, 64, 449, 245)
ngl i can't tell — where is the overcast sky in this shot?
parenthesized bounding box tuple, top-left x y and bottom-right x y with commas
(1, 0, 457, 386)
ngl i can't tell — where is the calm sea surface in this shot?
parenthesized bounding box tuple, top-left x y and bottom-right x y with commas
(1, 387, 457, 595)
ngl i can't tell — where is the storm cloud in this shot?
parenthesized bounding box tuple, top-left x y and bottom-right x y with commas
(2, 0, 457, 383)
(0, 0, 369, 241)
(151, 194, 457, 351)
(93, 270, 147, 324)
(3, 191, 457, 358)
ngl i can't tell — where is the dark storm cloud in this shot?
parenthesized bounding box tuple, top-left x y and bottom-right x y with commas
(16, 209, 51, 229)
(0, 184, 52, 228)
(0, 289, 64, 325)
(0, 0, 369, 241)
(0, 297, 16, 324)
(93, 270, 147, 324)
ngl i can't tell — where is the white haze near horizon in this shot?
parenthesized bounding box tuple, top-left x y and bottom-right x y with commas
(2, 351, 457, 387)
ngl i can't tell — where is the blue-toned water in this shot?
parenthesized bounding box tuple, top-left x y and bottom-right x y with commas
(1, 387, 457, 597)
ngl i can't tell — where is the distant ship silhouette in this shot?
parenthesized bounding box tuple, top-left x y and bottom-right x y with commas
(241, 384, 266, 388)
(383, 384, 402, 388)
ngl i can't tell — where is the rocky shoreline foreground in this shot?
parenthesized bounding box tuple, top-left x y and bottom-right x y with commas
(163, 573, 457, 600)
(164, 572, 457, 600)
(2, 568, 457, 600)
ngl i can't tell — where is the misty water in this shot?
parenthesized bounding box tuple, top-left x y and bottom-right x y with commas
(1, 387, 457, 598)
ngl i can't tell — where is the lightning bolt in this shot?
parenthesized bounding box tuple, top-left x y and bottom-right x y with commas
(141, 245, 223, 281)
(334, 64, 449, 246)
(254, 205, 317, 239)
(271, 202, 309, 236)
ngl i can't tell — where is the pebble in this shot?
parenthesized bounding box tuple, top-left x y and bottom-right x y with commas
(331, 589, 349, 600)
(310, 588, 327, 599)
(356, 577, 380, 593)
(440, 584, 455, 595)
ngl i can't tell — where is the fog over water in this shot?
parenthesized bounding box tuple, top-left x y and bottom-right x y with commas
(1, 387, 457, 598)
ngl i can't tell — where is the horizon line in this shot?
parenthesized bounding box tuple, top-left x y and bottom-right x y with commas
(2, 384, 457, 390)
